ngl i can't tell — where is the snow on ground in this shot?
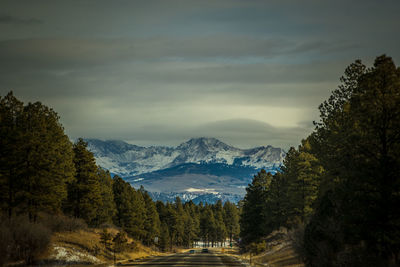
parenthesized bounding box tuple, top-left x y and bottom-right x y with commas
(50, 245, 102, 264)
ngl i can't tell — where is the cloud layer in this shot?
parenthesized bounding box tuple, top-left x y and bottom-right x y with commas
(0, 0, 399, 149)
(0, 15, 42, 24)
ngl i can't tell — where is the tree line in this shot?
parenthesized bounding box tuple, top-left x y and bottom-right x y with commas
(239, 55, 400, 266)
(0, 92, 240, 259)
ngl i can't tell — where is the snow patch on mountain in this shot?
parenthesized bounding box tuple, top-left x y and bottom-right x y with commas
(186, 188, 219, 194)
(86, 137, 285, 178)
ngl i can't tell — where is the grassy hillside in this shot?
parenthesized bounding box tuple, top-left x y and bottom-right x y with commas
(252, 229, 304, 267)
(226, 229, 304, 267)
(40, 227, 163, 265)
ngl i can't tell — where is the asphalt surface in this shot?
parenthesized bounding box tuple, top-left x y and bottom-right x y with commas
(120, 251, 246, 267)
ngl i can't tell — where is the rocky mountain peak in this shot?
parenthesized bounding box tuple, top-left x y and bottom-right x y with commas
(85, 139, 143, 156)
(178, 137, 233, 151)
(85, 137, 286, 203)
(86, 138, 285, 177)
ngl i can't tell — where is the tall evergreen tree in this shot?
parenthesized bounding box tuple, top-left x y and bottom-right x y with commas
(223, 201, 240, 244)
(96, 168, 117, 225)
(112, 176, 146, 239)
(213, 200, 227, 246)
(173, 197, 185, 246)
(0, 92, 75, 220)
(304, 56, 400, 266)
(240, 169, 272, 247)
(184, 200, 200, 247)
(267, 172, 289, 230)
(129, 188, 146, 239)
(284, 140, 323, 225)
(140, 187, 161, 245)
(0, 92, 25, 218)
(182, 212, 196, 248)
(66, 138, 102, 226)
(200, 205, 215, 247)
(100, 228, 113, 249)
(159, 222, 170, 251)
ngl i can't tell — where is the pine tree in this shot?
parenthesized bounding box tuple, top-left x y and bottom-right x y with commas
(304, 55, 400, 266)
(113, 231, 128, 252)
(112, 176, 128, 227)
(0, 92, 75, 220)
(66, 138, 102, 226)
(283, 140, 323, 225)
(240, 169, 273, 247)
(183, 214, 195, 248)
(200, 205, 216, 247)
(24, 103, 76, 219)
(213, 200, 227, 246)
(129, 188, 146, 239)
(112, 176, 146, 239)
(0, 92, 25, 218)
(183, 201, 200, 247)
(140, 187, 161, 246)
(267, 172, 289, 229)
(96, 168, 117, 225)
(223, 201, 240, 244)
(159, 222, 170, 251)
(100, 228, 113, 249)
(173, 197, 185, 246)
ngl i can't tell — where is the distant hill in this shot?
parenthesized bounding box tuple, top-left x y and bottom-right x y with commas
(86, 137, 285, 203)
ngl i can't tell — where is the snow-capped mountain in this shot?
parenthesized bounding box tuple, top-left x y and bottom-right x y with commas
(86, 137, 285, 177)
(86, 137, 285, 203)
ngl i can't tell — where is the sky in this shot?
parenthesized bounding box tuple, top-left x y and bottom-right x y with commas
(0, 0, 399, 149)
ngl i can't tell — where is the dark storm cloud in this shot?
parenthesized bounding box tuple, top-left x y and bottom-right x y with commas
(0, 14, 42, 25)
(0, 36, 357, 71)
(0, 0, 399, 148)
(0, 56, 342, 108)
(0, 39, 134, 70)
(82, 119, 311, 149)
(195, 119, 312, 149)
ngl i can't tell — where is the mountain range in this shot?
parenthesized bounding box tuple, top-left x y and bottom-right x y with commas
(86, 137, 285, 203)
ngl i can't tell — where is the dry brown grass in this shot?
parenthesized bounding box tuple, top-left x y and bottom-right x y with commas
(48, 227, 164, 264)
(252, 229, 304, 267)
(225, 229, 304, 267)
(230, 247, 304, 267)
(254, 245, 304, 267)
(52, 229, 99, 252)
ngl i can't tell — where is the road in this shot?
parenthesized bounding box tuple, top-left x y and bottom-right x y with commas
(119, 251, 245, 267)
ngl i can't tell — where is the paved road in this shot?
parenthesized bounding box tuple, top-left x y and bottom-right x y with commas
(120, 252, 245, 267)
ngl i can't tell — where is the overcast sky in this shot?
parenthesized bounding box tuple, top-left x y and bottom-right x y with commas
(1, 0, 399, 149)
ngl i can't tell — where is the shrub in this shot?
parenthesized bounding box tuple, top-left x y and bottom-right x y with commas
(127, 241, 140, 252)
(113, 232, 128, 253)
(248, 241, 267, 255)
(40, 213, 87, 232)
(99, 222, 116, 229)
(100, 228, 113, 249)
(0, 215, 51, 265)
(12, 218, 51, 264)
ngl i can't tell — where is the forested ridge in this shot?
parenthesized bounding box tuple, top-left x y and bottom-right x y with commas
(239, 55, 400, 266)
(0, 92, 240, 265)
